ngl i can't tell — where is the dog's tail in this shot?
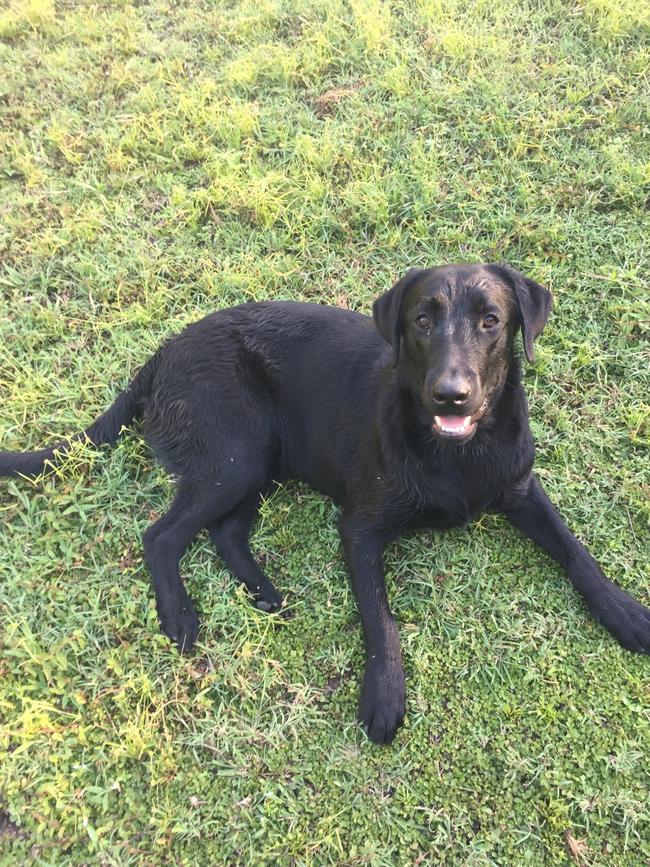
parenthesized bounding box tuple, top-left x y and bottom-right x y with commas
(0, 355, 159, 479)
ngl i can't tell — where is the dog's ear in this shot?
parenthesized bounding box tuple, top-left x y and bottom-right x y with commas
(491, 264, 552, 363)
(373, 269, 423, 365)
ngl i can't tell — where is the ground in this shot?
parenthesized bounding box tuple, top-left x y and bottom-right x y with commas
(0, 0, 649, 864)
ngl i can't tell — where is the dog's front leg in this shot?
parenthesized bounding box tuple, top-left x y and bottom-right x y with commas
(339, 515, 406, 744)
(500, 474, 650, 653)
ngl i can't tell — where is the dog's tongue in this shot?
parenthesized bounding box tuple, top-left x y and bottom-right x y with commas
(435, 415, 471, 433)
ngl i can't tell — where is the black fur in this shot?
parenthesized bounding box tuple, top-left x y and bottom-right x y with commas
(2, 262, 648, 744)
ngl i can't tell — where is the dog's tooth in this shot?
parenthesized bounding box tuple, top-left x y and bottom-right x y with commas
(435, 415, 470, 433)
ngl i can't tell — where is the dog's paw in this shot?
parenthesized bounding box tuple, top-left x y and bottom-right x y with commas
(590, 586, 650, 654)
(358, 658, 406, 745)
(158, 599, 199, 654)
(250, 583, 283, 614)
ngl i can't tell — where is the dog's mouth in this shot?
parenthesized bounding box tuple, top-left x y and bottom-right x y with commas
(432, 399, 489, 442)
(432, 414, 476, 439)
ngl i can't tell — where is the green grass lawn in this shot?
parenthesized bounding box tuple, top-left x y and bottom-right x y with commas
(1, 0, 649, 863)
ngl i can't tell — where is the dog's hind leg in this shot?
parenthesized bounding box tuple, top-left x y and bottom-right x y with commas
(143, 466, 267, 653)
(208, 494, 283, 613)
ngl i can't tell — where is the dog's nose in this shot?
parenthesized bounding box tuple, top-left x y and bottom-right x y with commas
(432, 377, 471, 406)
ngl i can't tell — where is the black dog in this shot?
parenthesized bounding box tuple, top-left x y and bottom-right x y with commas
(2, 263, 648, 744)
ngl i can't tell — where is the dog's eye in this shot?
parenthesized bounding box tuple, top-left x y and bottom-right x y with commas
(482, 314, 499, 329)
(415, 315, 430, 330)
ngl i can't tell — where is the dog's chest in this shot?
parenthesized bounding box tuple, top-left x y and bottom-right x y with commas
(461, 470, 503, 517)
(411, 485, 492, 530)
(400, 454, 519, 531)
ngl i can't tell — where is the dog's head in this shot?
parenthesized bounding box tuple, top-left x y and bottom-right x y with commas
(373, 263, 552, 443)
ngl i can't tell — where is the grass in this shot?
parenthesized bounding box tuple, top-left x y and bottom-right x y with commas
(0, 0, 649, 863)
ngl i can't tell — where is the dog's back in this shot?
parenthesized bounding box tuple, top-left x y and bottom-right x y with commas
(143, 302, 387, 495)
